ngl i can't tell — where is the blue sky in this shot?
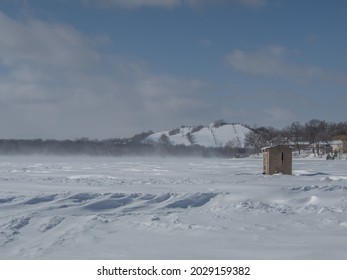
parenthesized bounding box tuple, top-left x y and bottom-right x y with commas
(0, 0, 346, 139)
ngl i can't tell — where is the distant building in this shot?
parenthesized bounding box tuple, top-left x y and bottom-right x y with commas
(315, 140, 347, 158)
(329, 140, 347, 155)
(262, 145, 293, 175)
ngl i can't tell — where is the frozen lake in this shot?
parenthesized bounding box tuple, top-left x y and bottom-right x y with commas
(0, 155, 347, 259)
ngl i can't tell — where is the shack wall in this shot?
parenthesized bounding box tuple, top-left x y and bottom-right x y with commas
(263, 146, 292, 175)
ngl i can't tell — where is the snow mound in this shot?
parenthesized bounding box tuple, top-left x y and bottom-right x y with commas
(1, 156, 347, 259)
(24, 194, 57, 205)
(166, 193, 218, 209)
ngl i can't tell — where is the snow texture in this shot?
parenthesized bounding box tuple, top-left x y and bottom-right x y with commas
(0, 155, 347, 259)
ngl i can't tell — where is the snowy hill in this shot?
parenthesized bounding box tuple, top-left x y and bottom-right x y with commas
(144, 122, 251, 148)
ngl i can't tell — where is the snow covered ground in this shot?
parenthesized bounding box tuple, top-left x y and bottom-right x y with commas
(0, 155, 347, 260)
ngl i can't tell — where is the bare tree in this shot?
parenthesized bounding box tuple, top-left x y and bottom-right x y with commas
(304, 119, 328, 155)
(284, 122, 304, 154)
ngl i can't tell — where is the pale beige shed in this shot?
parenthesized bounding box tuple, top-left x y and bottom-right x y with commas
(262, 145, 292, 175)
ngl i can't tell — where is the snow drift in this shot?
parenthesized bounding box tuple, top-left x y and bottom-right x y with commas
(1, 156, 347, 259)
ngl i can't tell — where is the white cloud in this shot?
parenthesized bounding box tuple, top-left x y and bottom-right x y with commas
(237, 0, 266, 7)
(264, 107, 295, 123)
(189, 0, 266, 8)
(225, 45, 325, 81)
(84, 0, 181, 9)
(0, 10, 214, 139)
(135, 75, 209, 113)
(84, 0, 266, 9)
(0, 11, 99, 69)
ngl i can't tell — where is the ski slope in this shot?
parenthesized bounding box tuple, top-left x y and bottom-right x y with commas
(145, 123, 251, 147)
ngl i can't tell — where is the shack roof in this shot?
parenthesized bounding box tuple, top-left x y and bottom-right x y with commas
(261, 145, 293, 152)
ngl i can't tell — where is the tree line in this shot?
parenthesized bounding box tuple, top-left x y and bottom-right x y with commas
(244, 119, 347, 155)
(0, 119, 346, 157)
(0, 132, 228, 157)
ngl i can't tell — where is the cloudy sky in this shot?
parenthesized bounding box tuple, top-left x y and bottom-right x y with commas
(0, 0, 346, 139)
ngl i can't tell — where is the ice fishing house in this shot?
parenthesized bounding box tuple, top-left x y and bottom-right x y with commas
(262, 145, 292, 175)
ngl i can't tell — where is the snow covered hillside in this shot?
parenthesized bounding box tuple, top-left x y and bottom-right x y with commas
(144, 122, 251, 148)
(1, 155, 347, 259)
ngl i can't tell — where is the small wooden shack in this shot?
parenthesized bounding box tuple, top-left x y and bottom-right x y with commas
(262, 145, 292, 175)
